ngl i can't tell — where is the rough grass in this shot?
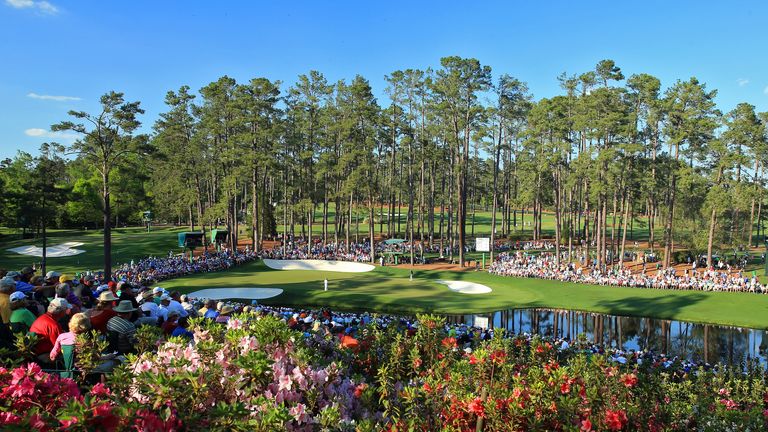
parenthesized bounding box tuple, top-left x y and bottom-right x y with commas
(161, 261, 768, 329)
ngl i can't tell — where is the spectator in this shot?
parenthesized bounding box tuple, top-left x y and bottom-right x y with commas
(9, 292, 36, 333)
(89, 291, 118, 333)
(215, 305, 233, 324)
(170, 317, 194, 339)
(106, 301, 137, 355)
(0, 277, 13, 323)
(29, 298, 71, 363)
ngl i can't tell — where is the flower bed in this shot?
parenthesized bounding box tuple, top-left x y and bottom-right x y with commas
(2, 313, 768, 431)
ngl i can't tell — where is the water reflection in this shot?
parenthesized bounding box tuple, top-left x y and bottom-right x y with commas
(447, 309, 768, 366)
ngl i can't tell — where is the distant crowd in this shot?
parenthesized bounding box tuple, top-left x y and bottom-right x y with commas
(489, 250, 768, 294)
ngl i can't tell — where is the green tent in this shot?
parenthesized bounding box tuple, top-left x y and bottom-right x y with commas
(211, 229, 229, 244)
(178, 232, 204, 249)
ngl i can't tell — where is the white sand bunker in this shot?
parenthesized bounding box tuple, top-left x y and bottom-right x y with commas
(187, 288, 283, 300)
(263, 259, 375, 273)
(437, 280, 493, 294)
(7, 242, 85, 257)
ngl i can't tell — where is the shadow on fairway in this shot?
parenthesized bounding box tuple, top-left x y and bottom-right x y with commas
(594, 293, 708, 321)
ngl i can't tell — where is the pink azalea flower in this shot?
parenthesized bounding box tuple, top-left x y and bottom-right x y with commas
(289, 403, 310, 424)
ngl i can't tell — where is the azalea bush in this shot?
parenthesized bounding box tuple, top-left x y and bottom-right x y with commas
(1, 312, 768, 431)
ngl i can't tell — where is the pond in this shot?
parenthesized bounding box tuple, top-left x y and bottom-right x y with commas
(447, 308, 768, 366)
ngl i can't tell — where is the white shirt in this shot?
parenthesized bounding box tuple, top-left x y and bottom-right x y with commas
(140, 301, 159, 318)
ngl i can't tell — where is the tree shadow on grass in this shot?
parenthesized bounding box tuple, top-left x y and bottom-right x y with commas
(593, 293, 708, 322)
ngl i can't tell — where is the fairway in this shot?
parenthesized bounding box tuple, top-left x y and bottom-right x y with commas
(160, 260, 768, 329)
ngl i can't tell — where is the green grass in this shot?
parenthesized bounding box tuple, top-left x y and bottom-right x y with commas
(0, 227, 188, 273)
(159, 261, 768, 330)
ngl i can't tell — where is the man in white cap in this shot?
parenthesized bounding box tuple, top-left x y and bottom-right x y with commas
(107, 300, 138, 354)
(158, 294, 187, 322)
(29, 297, 71, 362)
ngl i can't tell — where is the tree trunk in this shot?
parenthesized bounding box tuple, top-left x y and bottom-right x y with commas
(102, 169, 112, 278)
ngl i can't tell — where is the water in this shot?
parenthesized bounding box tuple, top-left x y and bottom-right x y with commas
(447, 309, 768, 366)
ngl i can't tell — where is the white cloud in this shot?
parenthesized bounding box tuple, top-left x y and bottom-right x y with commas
(737, 78, 749, 87)
(24, 128, 77, 140)
(27, 92, 80, 101)
(4, 0, 58, 14)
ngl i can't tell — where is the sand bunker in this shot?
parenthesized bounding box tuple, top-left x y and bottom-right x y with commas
(436, 280, 493, 294)
(263, 259, 375, 273)
(7, 242, 85, 257)
(187, 288, 284, 300)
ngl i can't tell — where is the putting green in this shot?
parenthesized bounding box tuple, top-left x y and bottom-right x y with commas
(159, 261, 768, 329)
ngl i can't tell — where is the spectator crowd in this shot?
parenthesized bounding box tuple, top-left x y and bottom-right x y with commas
(489, 250, 768, 294)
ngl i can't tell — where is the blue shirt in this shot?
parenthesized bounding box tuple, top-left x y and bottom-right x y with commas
(171, 326, 193, 339)
(15, 281, 35, 294)
(204, 310, 219, 319)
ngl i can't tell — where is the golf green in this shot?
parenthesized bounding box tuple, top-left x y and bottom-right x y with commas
(160, 261, 768, 330)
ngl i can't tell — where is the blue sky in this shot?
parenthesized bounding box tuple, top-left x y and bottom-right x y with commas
(1, 0, 767, 159)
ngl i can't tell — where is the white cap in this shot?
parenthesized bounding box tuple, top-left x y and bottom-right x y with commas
(50, 297, 72, 309)
(152, 286, 163, 294)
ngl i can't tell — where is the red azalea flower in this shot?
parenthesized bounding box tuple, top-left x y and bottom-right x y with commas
(442, 337, 457, 349)
(561, 382, 571, 394)
(423, 382, 432, 393)
(620, 373, 638, 388)
(580, 418, 593, 431)
(604, 409, 627, 431)
(468, 397, 485, 418)
(413, 357, 422, 368)
(469, 355, 479, 365)
(490, 350, 507, 365)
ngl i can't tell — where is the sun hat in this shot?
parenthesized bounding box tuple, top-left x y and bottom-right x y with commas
(50, 298, 71, 310)
(140, 290, 154, 300)
(9, 292, 26, 303)
(98, 291, 118, 302)
(6, 271, 21, 279)
(113, 300, 137, 313)
(220, 305, 234, 315)
(59, 274, 74, 283)
(160, 294, 171, 302)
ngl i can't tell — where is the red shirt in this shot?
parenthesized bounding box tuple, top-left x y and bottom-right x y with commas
(29, 313, 63, 356)
(90, 309, 116, 333)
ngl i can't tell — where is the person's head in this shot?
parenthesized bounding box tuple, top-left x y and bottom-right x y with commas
(167, 311, 180, 322)
(97, 291, 118, 309)
(20, 267, 34, 281)
(59, 274, 74, 286)
(206, 299, 216, 310)
(160, 294, 171, 306)
(216, 301, 224, 312)
(179, 294, 188, 303)
(45, 271, 61, 284)
(47, 298, 72, 319)
(9, 291, 27, 310)
(55, 283, 70, 299)
(6, 271, 21, 281)
(177, 316, 189, 329)
(152, 286, 163, 298)
(113, 300, 136, 318)
(220, 305, 234, 316)
(68, 313, 91, 335)
(0, 277, 15, 295)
